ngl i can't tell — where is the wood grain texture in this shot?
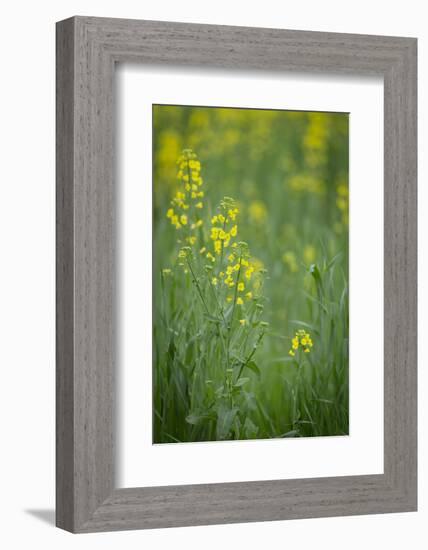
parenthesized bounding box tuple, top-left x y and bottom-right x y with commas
(56, 16, 417, 533)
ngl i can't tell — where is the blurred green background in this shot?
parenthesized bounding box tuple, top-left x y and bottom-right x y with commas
(153, 105, 349, 440)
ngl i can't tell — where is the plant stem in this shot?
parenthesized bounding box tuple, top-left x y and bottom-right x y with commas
(186, 257, 210, 315)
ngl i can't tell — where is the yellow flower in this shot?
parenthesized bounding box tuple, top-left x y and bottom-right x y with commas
(211, 215, 218, 224)
(228, 253, 235, 263)
(186, 236, 196, 245)
(166, 208, 174, 219)
(206, 252, 215, 262)
(195, 202, 203, 209)
(238, 282, 245, 292)
(180, 214, 188, 225)
(230, 225, 238, 237)
(225, 275, 234, 287)
(245, 291, 253, 300)
(212, 277, 218, 286)
(171, 215, 181, 229)
(239, 319, 246, 326)
(226, 295, 233, 303)
(214, 240, 222, 254)
(228, 208, 239, 221)
(211, 227, 220, 240)
(289, 329, 314, 356)
(188, 159, 200, 170)
(245, 266, 254, 280)
(199, 247, 206, 254)
(218, 214, 225, 223)
(237, 297, 244, 305)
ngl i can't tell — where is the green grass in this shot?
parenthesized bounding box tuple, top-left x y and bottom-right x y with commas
(152, 106, 349, 443)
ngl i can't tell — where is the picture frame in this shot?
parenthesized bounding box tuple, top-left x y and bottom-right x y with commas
(56, 16, 417, 533)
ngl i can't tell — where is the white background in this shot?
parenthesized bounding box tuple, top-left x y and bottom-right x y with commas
(118, 67, 384, 487)
(0, 1, 425, 549)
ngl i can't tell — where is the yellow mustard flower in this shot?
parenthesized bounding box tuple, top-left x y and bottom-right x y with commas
(245, 266, 254, 280)
(288, 329, 314, 356)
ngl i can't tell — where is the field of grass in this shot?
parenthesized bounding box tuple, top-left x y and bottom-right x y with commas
(152, 105, 349, 443)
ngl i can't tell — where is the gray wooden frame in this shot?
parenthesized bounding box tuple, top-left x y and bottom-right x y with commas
(56, 16, 417, 533)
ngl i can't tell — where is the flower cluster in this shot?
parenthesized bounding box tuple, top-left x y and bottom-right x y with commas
(166, 149, 204, 230)
(164, 153, 266, 316)
(207, 198, 259, 305)
(209, 196, 239, 257)
(288, 329, 314, 357)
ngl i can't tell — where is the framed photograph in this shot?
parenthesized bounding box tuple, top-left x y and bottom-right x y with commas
(56, 16, 417, 532)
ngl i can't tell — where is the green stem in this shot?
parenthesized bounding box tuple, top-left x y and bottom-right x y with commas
(186, 257, 210, 315)
(206, 274, 228, 359)
(225, 255, 242, 376)
(236, 329, 266, 382)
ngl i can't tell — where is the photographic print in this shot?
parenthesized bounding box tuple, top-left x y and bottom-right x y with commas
(153, 105, 349, 444)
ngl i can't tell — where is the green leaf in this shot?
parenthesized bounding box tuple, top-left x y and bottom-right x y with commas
(244, 361, 261, 378)
(325, 252, 343, 271)
(244, 417, 259, 438)
(185, 412, 213, 425)
(233, 377, 250, 388)
(309, 263, 323, 297)
(216, 406, 238, 440)
(203, 313, 222, 324)
(280, 429, 300, 438)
